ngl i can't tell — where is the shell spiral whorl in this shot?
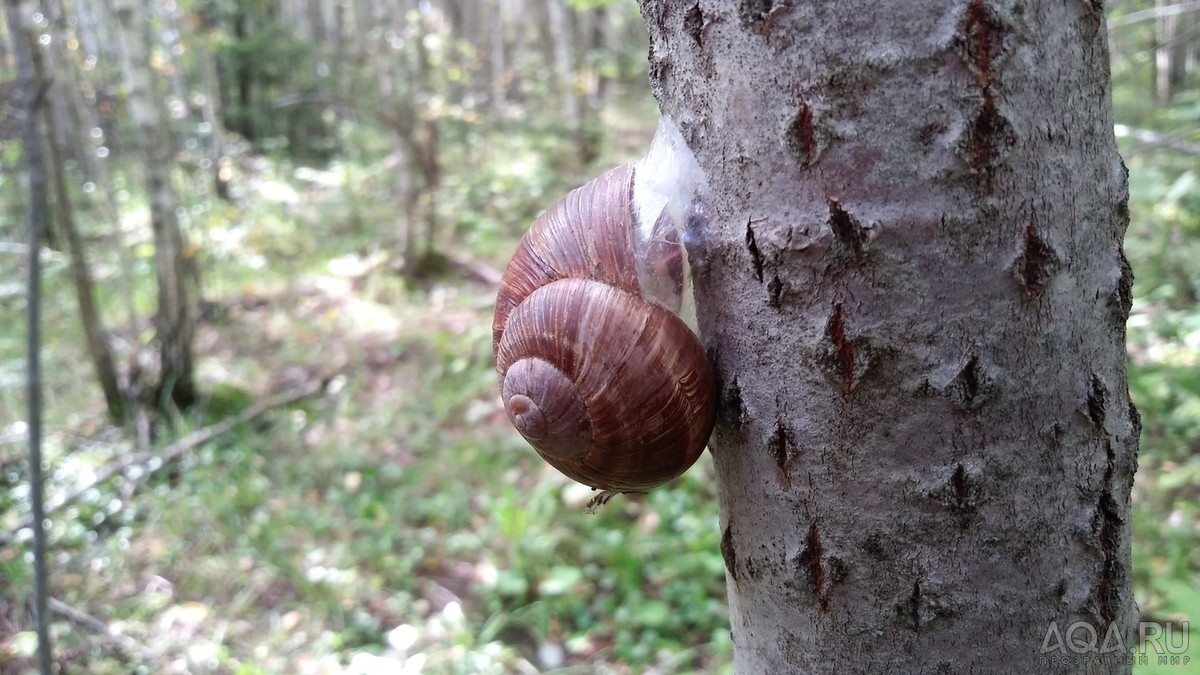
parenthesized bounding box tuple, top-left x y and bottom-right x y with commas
(493, 159, 716, 494)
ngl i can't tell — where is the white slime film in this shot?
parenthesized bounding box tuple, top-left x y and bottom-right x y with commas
(631, 116, 708, 329)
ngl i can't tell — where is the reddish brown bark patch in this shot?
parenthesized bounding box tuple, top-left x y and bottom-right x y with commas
(962, 0, 1009, 85)
(785, 99, 816, 167)
(957, 0, 1017, 177)
(796, 522, 828, 610)
(825, 302, 857, 395)
(963, 101, 1016, 174)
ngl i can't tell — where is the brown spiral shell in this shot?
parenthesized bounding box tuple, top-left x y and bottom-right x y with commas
(492, 163, 716, 493)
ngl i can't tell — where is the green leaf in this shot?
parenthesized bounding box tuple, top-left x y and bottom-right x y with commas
(538, 566, 584, 596)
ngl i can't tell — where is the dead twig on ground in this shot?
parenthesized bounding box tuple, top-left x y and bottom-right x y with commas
(48, 596, 148, 662)
(7, 378, 327, 537)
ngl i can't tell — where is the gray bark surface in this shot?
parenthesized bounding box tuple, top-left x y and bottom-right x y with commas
(639, 1, 1139, 672)
(110, 0, 197, 408)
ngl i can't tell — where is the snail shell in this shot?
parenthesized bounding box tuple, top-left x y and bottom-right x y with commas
(493, 159, 716, 493)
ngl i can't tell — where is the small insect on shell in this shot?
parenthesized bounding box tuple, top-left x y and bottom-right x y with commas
(492, 118, 716, 493)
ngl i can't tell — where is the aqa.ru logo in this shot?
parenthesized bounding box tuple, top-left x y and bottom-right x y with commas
(1039, 620, 1191, 666)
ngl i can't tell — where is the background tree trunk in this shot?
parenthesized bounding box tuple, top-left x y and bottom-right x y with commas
(109, 0, 197, 409)
(7, 0, 125, 423)
(639, 1, 1139, 672)
(34, 46, 127, 423)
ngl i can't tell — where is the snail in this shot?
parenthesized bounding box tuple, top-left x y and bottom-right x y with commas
(492, 117, 717, 499)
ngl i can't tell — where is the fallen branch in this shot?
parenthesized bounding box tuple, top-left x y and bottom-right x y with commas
(443, 250, 504, 287)
(9, 378, 327, 534)
(48, 596, 147, 661)
(1114, 124, 1200, 155)
(1108, 1, 1200, 29)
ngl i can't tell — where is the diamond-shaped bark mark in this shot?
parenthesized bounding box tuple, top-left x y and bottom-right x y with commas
(946, 353, 992, 411)
(796, 522, 828, 610)
(768, 418, 794, 489)
(768, 275, 784, 308)
(786, 99, 817, 167)
(1015, 208, 1060, 298)
(649, 55, 671, 85)
(951, 463, 969, 507)
(826, 303, 857, 395)
(1128, 398, 1142, 440)
(1090, 441, 1124, 628)
(909, 579, 923, 630)
(746, 219, 765, 283)
(722, 375, 747, 430)
(684, 3, 705, 45)
(1094, 489, 1124, 626)
(1107, 249, 1134, 321)
(963, 100, 1016, 174)
(1087, 373, 1108, 430)
(828, 199, 866, 266)
(739, 0, 773, 26)
(720, 524, 738, 582)
(961, 0, 1011, 88)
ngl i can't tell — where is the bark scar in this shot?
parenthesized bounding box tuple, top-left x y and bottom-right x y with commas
(909, 579, 922, 630)
(952, 463, 969, 506)
(720, 524, 739, 583)
(746, 219, 765, 283)
(1016, 207, 1060, 298)
(722, 374, 747, 430)
(1092, 440, 1124, 628)
(1087, 373, 1108, 430)
(684, 3, 705, 45)
(768, 417, 795, 489)
(797, 522, 828, 610)
(786, 99, 816, 167)
(827, 302, 856, 395)
(768, 275, 784, 308)
(947, 352, 992, 411)
(827, 198, 866, 267)
(959, 0, 1016, 178)
(1108, 249, 1134, 322)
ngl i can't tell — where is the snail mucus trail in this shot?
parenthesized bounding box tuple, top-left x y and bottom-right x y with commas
(492, 117, 716, 507)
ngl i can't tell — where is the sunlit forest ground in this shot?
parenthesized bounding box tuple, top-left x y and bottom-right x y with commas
(1, 1, 1200, 673)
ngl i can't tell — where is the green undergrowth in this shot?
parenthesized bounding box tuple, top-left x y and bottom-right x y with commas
(0, 102, 1197, 673)
(1, 111, 734, 673)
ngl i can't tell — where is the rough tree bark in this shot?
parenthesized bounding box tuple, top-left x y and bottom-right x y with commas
(110, 0, 197, 409)
(638, 1, 1138, 672)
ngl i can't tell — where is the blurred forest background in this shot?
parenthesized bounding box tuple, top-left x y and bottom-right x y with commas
(0, 0, 1197, 673)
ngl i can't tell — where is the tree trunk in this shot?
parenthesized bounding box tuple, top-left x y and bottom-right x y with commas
(488, 0, 507, 114)
(638, 1, 1138, 672)
(110, 0, 197, 409)
(544, 0, 580, 140)
(5, 0, 53, 668)
(28, 31, 128, 423)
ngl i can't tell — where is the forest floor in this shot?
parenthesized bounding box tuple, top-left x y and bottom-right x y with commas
(0, 117, 1197, 673)
(0, 153, 731, 674)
